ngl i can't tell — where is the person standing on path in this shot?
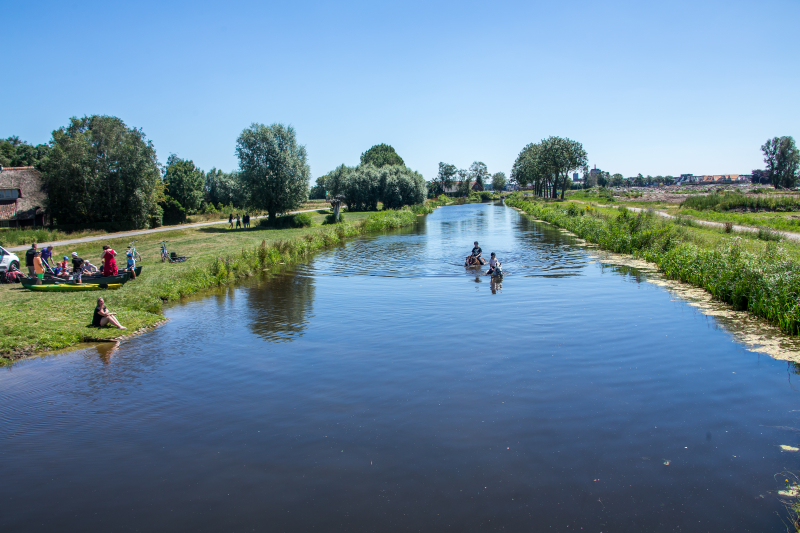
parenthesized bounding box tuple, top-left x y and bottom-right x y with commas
(236, 214, 241, 229)
(101, 245, 118, 276)
(25, 243, 37, 276)
(229, 213, 233, 229)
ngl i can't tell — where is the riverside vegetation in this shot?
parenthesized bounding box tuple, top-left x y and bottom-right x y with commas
(507, 194, 800, 335)
(0, 208, 419, 364)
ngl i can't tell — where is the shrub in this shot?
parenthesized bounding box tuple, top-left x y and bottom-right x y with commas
(724, 221, 734, 233)
(259, 212, 313, 229)
(361, 209, 417, 232)
(323, 212, 345, 224)
(410, 204, 434, 214)
(757, 228, 781, 241)
(566, 203, 583, 217)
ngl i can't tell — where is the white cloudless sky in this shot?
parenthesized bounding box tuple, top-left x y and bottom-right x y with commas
(2, 0, 798, 181)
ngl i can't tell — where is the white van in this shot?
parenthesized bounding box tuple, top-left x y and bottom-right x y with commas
(0, 246, 20, 272)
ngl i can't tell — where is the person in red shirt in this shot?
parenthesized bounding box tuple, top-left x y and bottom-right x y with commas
(101, 245, 118, 276)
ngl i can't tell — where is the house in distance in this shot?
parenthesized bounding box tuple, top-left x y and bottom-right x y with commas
(0, 166, 47, 227)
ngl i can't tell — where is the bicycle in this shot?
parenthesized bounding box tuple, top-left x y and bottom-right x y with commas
(160, 241, 189, 263)
(127, 240, 142, 263)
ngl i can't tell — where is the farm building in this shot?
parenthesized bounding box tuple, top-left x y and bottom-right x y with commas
(0, 166, 47, 227)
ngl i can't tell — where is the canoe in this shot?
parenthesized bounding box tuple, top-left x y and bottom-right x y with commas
(33, 266, 142, 286)
(23, 283, 123, 292)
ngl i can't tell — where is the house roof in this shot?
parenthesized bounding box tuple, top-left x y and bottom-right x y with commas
(0, 167, 46, 220)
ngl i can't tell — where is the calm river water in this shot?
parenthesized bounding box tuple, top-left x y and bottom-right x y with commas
(2, 203, 800, 532)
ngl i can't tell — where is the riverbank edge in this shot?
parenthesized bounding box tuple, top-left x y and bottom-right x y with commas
(0, 210, 420, 365)
(506, 195, 800, 337)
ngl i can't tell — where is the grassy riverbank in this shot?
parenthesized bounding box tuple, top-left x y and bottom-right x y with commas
(0, 208, 418, 364)
(507, 194, 800, 335)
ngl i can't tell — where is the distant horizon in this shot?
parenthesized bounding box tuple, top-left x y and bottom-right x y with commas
(2, 0, 797, 181)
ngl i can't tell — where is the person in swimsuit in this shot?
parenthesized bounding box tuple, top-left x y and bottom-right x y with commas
(92, 297, 126, 330)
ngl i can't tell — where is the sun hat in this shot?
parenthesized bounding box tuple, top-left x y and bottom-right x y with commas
(63, 256, 68, 260)
(71, 252, 78, 256)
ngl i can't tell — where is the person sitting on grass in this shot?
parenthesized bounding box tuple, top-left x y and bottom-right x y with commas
(92, 297, 126, 330)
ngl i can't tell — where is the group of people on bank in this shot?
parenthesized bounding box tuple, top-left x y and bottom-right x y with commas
(24, 243, 134, 282)
(228, 213, 251, 229)
(465, 241, 503, 277)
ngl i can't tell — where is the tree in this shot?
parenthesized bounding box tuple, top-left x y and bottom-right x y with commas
(762, 136, 799, 189)
(309, 175, 327, 199)
(434, 162, 457, 196)
(163, 154, 205, 214)
(40, 115, 162, 228)
(341, 164, 381, 211)
(360, 144, 404, 168)
(469, 161, 489, 190)
(379, 165, 426, 208)
(751, 169, 769, 184)
(319, 164, 352, 198)
(457, 169, 471, 196)
(236, 123, 310, 222)
(0, 136, 49, 168)
(610, 173, 624, 187)
(205, 168, 241, 207)
(492, 171, 507, 192)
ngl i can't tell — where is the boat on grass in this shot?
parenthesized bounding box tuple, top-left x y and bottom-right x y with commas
(24, 283, 124, 292)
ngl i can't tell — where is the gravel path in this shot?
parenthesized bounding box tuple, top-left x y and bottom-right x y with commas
(5, 209, 323, 253)
(609, 205, 800, 242)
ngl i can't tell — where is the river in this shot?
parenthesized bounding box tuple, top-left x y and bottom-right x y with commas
(2, 202, 799, 532)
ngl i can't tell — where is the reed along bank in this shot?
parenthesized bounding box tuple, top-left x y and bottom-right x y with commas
(0, 209, 419, 363)
(507, 194, 800, 335)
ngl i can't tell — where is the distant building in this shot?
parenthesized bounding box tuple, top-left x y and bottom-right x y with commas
(0, 166, 47, 227)
(573, 172, 579, 181)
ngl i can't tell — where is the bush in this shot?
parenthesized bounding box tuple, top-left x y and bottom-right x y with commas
(323, 212, 345, 224)
(361, 210, 417, 232)
(566, 203, 583, 217)
(410, 204, 434, 214)
(681, 191, 800, 212)
(259, 212, 313, 229)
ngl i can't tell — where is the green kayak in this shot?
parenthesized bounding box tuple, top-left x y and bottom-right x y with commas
(23, 283, 123, 292)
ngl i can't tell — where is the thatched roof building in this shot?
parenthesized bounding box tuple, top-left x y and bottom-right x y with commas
(0, 166, 47, 227)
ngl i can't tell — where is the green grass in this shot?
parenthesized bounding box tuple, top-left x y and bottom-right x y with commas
(507, 194, 800, 336)
(0, 227, 110, 247)
(681, 191, 800, 212)
(0, 208, 419, 363)
(677, 208, 800, 233)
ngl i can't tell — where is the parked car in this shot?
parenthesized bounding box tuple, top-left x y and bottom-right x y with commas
(0, 246, 20, 272)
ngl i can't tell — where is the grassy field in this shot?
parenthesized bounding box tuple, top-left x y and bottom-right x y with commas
(0, 208, 417, 363)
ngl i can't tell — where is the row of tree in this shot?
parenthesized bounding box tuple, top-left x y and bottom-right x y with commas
(431, 161, 506, 197)
(511, 137, 588, 198)
(311, 145, 426, 210)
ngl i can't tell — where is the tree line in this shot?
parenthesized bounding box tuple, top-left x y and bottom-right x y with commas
(310, 144, 427, 210)
(430, 161, 506, 197)
(1, 116, 431, 230)
(511, 136, 588, 198)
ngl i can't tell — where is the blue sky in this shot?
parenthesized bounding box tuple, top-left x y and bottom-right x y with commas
(3, 0, 798, 180)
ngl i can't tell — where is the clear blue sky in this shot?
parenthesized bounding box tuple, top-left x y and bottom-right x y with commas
(3, 0, 798, 180)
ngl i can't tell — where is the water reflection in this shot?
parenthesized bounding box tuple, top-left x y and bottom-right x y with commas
(247, 270, 315, 343)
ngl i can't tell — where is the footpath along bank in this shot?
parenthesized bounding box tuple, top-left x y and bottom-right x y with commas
(507, 194, 800, 336)
(0, 209, 420, 364)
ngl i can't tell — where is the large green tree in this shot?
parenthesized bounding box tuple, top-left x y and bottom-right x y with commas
(0, 136, 49, 168)
(40, 115, 162, 228)
(204, 168, 241, 207)
(360, 144, 404, 168)
(163, 154, 205, 214)
(378, 165, 426, 208)
(236, 123, 310, 222)
(510, 137, 587, 198)
(469, 161, 489, 190)
(492, 171, 507, 192)
(762, 136, 799, 189)
(434, 162, 457, 196)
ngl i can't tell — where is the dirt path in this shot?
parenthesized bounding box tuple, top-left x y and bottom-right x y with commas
(5, 209, 323, 253)
(612, 206, 800, 242)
